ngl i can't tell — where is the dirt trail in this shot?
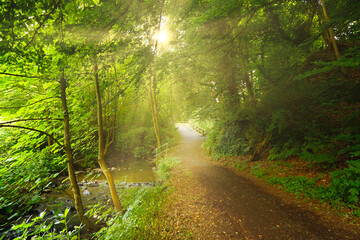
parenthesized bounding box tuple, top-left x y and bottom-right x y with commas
(166, 124, 360, 239)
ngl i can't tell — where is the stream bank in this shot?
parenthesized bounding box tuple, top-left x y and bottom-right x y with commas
(1, 152, 158, 239)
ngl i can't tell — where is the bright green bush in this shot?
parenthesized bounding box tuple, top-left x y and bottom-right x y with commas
(251, 164, 266, 178)
(1, 209, 80, 240)
(96, 186, 168, 240)
(327, 160, 360, 205)
(267, 176, 318, 197)
(156, 156, 181, 181)
(95, 156, 180, 240)
(0, 147, 64, 224)
(261, 161, 360, 211)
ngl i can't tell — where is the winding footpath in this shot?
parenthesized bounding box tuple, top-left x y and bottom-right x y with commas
(167, 123, 360, 239)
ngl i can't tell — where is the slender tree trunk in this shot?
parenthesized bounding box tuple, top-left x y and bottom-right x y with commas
(93, 57, 123, 211)
(59, 70, 92, 227)
(319, 0, 347, 75)
(319, 0, 340, 60)
(45, 109, 52, 147)
(149, 0, 165, 148)
(149, 75, 161, 147)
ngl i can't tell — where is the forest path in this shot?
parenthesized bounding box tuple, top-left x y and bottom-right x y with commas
(165, 123, 359, 239)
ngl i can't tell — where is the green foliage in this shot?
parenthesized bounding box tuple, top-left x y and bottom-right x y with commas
(326, 160, 360, 205)
(268, 142, 301, 161)
(115, 94, 177, 160)
(96, 186, 168, 240)
(336, 110, 360, 160)
(94, 156, 179, 239)
(251, 160, 360, 211)
(268, 176, 318, 198)
(0, 147, 64, 223)
(203, 117, 252, 158)
(268, 109, 293, 137)
(118, 127, 157, 159)
(250, 163, 266, 178)
(156, 157, 181, 181)
(2, 209, 81, 240)
(189, 118, 214, 133)
(300, 138, 338, 169)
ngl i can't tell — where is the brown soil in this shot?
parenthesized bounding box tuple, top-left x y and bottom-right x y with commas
(162, 124, 360, 239)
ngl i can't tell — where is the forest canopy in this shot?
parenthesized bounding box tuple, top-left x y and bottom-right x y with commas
(0, 0, 360, 238)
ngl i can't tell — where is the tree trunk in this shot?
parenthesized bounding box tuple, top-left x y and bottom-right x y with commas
(228, 19, 255, 103)
(319, 0, 340, 60)
(93, 57, 123, 211)
(319, 0, 347, 76)
(59, 70, 92, 227)
(149, 0, 165, 149)
(149, 74, 161, 148)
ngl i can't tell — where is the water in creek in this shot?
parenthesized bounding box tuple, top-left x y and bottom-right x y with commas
(36, 153, 157, 229)
(85, 151, 157, 183)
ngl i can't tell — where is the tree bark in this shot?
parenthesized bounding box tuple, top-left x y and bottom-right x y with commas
(149, 74, 161, 148)
(319, 0, 341, 60)
(319, 0, 347, 76)
(59, 70, 93, 227)
(93, 57, 123, 211)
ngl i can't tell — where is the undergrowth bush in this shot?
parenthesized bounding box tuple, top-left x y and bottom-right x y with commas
(203, 118, 252, 159)
(268, 141, 301, 161)
(1, 209, 80, 240)
(250, 163, 266, 178)
(94, 156, 180, 239)
(0, 147, 64, 225)
(300, 137, 338, 169)
(267, 176, 318, 198)
(252, 160, 360, 215)
(326, 160, 360, 206)
(157, 156, 181, 181)
(117, 127, 157, 159)
(95, 186, 168, 240)
(189, 118, 214, 133)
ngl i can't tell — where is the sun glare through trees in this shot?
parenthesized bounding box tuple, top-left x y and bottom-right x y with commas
(0, 0, 360, 239)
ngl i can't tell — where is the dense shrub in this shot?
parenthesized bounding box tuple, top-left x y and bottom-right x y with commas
(117, 127, 157, 159)
(327, 160, 360, 205)
(94, 156, 180, 240)
(0, 147, 65, 226)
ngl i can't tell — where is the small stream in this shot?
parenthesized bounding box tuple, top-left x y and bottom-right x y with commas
(41, 152, 157, 210)
(2, 153, 158, 238)
(43, 154, 155, 199)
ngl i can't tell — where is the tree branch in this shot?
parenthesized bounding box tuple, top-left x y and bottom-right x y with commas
(104, 1, 133, 31)
(0, 118, 63, 125)
(0, 97, 58, 109)
(0, 72, 39, 78)
(0, 124, 63, 148)
(23, 0, 61, 51)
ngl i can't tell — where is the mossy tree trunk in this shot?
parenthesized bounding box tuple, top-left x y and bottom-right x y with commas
(93, 57, 123, 211)
(60, 70, 93, 227)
